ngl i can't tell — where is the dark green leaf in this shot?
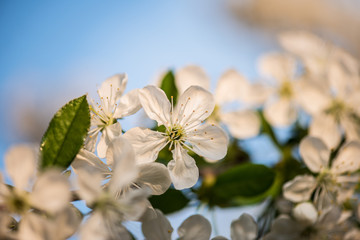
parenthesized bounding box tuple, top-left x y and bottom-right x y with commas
(159, 70, 178, 105)
(149, 188, 189, 214)
(213, 163, 276, 200)
(40, 95, 90, 170)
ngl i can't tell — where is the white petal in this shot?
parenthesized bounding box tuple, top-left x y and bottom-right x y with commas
(139, 85, 171, 126)
(292, 202, 318, 225)
(279, 31, 328, 59)
(123, 127, 167, 164)
(96, 122, 122, 158)
(178, 215, 212, 240)
(282, 175, 317, 202)
(136, 162, 171, 195)
(141, 209, 173, 240)
(76, 170, 103, 205)
(54, 205, 82, 239)
(175, 65, 210, 94)
(295, 80, 330, 115)
(113, 89, 142, 118)
(258, 53, 296, 82)
(18, 212, 55, 240)
(119, 188, 151, 221)
(231, 213, 258, 240)
(5, 144, 37, 190)
(84, 129, 100, 152)
(220, 110, 260, 139)
(309, 113, 341, 150)
(215, 69, 249, 105)
(299, 136, 330, 173)
(168, 145, 199, 190)
(98, 74, 128, 107)
(72, 149, 110, 177)
(31, 170, 70, 213)
(106, 137, 138, 194)
(80, 212, 132, 240)
(187, 123, 228, 161)
(263, 215, 303, 240)
(175, 86, 215, 127)
(264, 98, 297, 127)
(331, 141, 360, 174)
(318, 206, 341, 226)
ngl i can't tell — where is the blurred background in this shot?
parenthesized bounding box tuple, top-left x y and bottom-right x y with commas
(1, 0, 359, 238)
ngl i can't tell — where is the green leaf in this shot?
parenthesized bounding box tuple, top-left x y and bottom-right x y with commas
(149, 188, 189, 214)
(40, 95, 90, 170)
(213, 163, 276, 201)
(159, 70, 178, 105)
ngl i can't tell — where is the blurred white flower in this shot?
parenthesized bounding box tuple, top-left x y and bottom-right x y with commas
(124, 85, 228, 189)
(175, 66, 261, 139)
(283, 136, 360, 206)
(1, 144, 71, 239)
(258, 52, 302, 127)
(72, 137, 171, 196)
(76, 148, 150, 240)
(85, 74, 141, 158)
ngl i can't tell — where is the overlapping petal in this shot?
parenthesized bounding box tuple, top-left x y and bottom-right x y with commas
(177, 214, 212, 240)
(139, 85, 171, 126)
(136, 163, 171, 195)
(299, 136, 330, 173)
(168, 145, 199, 189)
(264, 98, 297, 127)
(175, 65, 210, 94)
(283, 175, 317, 202)
(331, 141, 360, 174)
(309, 114, 341, 150)
(231, 213, 258, 240)
(123, 127, 167, 163)
(113, 89, 142, 118)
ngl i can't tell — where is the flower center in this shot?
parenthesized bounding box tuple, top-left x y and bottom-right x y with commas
(166, 125, 185, 142)
(278, 81, 293, 98)
(6, 191, 30, 214)
(317, 169, 336, 190)
(325, 99, 346, 121)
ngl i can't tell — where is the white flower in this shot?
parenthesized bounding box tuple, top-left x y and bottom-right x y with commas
(283, 136, 360, 206)
(1, 144, 71, 239)
(124, 85, 228, 189)
(72, 137, 171, 196)
(258, 52, 302, 127)
(175, 65, 261, 139)
(76, 149, 150, 240)
(85, 74, 141, 158)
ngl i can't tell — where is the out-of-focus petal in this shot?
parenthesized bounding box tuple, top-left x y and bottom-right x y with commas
(168, 145, 199, 190)
(310, 113, 341, 150)
(177, 214, 212, 240)
(215, 69, 248, 105)
(141, 209, 173, 240)
(264, 98, 297, 127)
(5, 144, 37, 190)
(96, 122, 122, 158)
(106, 137, 138, 194)
(331, 141, 360, 174)
(136, 162, 171, 195)
(220, 110, 260, 139)
(175, 65, 210, 94)
(231, 213, 258, 240)
(258, 53, 296, 82)
(295, 80, 330, 115)
(283, 175, 317, 202)
(292, 202, 318, 225)
(76, 171, 103, 205)
(175, 86, 215, 127)
(187, 123, 228, 162)
(72, 149, 110, 177)
(113, 89, 142, 118)
(18, 212, 55, 240)
(30, 170, 71, 213)
(119, 188, 151, 221)
(138, 85, 171, 127)
(299, 136, 330, 173)
(123, 127, 167, 164)
(341, 114, 360, 143)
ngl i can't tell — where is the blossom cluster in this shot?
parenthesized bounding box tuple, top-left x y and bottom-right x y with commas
(1, 31, 360, 240)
